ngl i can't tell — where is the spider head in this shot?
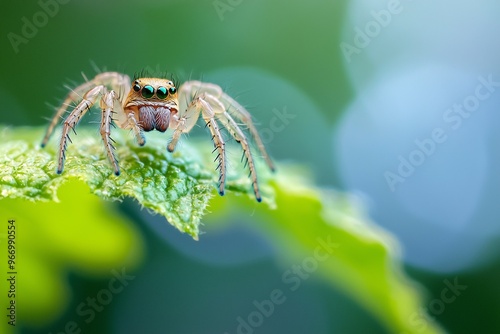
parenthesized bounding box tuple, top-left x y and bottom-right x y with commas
(129, 78, 178, 102)
(125, 78, 179, 132)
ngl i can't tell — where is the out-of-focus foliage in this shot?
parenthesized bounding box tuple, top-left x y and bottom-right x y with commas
(0, 181, 143, 334)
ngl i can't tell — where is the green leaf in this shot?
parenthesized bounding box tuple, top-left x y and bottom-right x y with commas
(208, 167, 445, 334)
(0, 181, 144, 334)
(0, 126, 272, 239)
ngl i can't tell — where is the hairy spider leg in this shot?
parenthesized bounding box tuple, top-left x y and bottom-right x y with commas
(57, 85, 104, 173)
(125, 111, 146, 146)
(100, 90, 121, 175)
(204, 115, 227, 196)
(216, 110, 261, 201)
(177, 81, 275, 172)
(218, 94, 275, 172)
(42, 72, 130, 147)
(202, 93, 262, 201)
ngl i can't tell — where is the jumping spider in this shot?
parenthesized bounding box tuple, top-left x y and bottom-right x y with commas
(41, 71, 275, 202)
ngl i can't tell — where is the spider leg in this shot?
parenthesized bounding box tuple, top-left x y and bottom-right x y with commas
(167, 115, 185, 152)
(213, 108, 262, 202)
(179, 81, 275, 172)
(204, 94, 262, 202)
(176, 96, 227, 195)
(217, 94, 275, 172)
(99, 90, 121, 175)
(42, 80, 96, 147)
(199, 98, 227, 196)
(42, 72, 131, 147)
(199, 93, 261, 201)
(126, 112, 146, 146)
(167, 83, 205, 152)
(204, 115, 226, 196)
(57, 85, 104, 174)
(167, 107, 199, 152)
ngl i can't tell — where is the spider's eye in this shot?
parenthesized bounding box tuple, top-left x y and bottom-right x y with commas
(133, 84, 141, 92)
(141, 85, 155, 98)
(157, 86, 168, 99)
(169, 87, 177, 95)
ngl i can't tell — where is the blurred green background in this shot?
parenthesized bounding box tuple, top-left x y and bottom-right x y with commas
(1, 0, 500, 333)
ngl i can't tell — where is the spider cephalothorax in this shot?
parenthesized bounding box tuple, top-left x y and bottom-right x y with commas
(125, 78, 178, 132)
(41, 71, 274, 202)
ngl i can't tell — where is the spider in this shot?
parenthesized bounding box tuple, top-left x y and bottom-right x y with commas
(41, 71, 275, 202)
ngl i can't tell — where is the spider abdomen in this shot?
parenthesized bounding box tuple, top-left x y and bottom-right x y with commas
(139, 105, 173, 132)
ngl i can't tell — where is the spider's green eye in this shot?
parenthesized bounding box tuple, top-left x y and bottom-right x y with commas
(142, 85, 155, 98)
(169, 87, 177, 95)
(133, 84, 141, 92)
(157, 86, 168, 99)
